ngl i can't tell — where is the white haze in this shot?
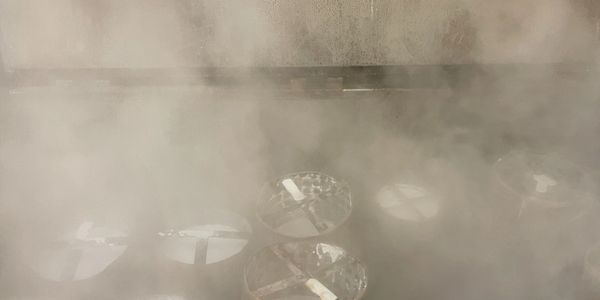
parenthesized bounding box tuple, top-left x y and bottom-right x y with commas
(0, 0, 599, 299)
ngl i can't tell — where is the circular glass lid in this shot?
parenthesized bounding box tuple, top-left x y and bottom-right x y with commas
(159, 210, 252, 265)
(493, 152, 595, 208)
(257, 172, 352, 238)
(245, 242, 367, 300)
(376, 183, 441, 222)
(24, 221, 128, 282)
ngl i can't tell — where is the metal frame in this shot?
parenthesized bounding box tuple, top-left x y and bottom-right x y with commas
(0, 63, 593, 91)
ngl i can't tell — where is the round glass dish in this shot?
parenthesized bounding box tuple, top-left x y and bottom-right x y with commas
(257, 171, 352, 239)
(492, 151, 596, 219)
(159, 209, 252, 266)
(23, 221, 128, 282)
(376, 183, 441, 223)
(244, 241, 367, 300)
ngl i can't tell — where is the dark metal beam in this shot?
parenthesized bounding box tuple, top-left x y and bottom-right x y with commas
(0, 63, 594, 90)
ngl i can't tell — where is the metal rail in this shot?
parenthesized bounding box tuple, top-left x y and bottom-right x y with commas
(0, 64, 594, 90)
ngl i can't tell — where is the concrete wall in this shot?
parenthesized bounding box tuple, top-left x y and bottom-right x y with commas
(0, 0, 599, 68)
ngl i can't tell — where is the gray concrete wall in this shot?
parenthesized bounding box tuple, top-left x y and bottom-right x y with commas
(0, 0, 599, 68)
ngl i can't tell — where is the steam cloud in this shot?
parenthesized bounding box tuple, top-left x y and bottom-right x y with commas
(0, 0, 599, 299)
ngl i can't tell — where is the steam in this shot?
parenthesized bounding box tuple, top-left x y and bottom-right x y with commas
(0, 0, 599, 299)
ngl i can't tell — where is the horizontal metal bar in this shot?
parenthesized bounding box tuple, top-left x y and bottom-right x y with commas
(1, 63, 594, 89)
